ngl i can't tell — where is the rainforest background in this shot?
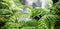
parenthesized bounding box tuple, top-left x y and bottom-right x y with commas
(0, 0, 60, 29)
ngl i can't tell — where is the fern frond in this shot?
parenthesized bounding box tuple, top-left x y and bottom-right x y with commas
(32, 8, 50, 18)
(37, 14, 60, 29)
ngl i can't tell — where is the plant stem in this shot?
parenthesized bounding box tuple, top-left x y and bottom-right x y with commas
(51, 23, 54, 29)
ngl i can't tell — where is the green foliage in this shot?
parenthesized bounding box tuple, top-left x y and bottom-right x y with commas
(0, 22, 20, 29)
(18, 19, 38, 29)
(31, 8, 50, 19)
(0, 0, 60, 29)
(37, 14, 60, 29)
(0, 0, 20, 28)
(23, 19, 38, 27)
(21, 27, 35, 29)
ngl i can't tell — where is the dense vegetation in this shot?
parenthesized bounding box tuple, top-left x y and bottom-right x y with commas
(0, 0, 60, 29)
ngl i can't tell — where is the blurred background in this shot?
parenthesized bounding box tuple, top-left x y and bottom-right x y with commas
(0, 0, 60, 29)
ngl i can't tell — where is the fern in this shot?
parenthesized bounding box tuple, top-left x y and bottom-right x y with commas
(37, 14, 60, 29)
(0, 0, 60, 29)
(0, 0, 20, 28)
(0, 22, 20, 29)
(31, 8, 50, 19)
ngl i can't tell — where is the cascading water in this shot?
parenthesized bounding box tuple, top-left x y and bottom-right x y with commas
(18, 0, 53, 22)
(40, 0, 53, 8)
(18, 7, 32, 22)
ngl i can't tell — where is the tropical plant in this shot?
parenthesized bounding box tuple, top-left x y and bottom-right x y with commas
(0, 0, 60, 29)
(0, 0, 21, 29)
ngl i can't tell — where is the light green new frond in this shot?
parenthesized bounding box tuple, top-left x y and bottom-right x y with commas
(32, 8, 50, 18)
(37, 14, 59, 29)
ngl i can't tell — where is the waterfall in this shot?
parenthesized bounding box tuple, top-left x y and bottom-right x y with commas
(41, 0, 46, 8)
(40, 0, 53, 8)
(18, 0, 53, 22)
